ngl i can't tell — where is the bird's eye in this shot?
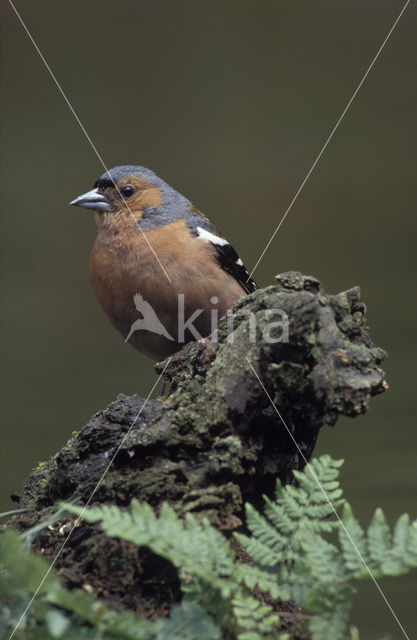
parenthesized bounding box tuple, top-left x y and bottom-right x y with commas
(120, 185, 134, 198)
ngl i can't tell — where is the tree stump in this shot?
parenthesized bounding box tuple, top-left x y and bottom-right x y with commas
(12, 272, 387, 613)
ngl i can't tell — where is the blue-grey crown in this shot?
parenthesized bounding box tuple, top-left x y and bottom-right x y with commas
(97, 165, 192, 229)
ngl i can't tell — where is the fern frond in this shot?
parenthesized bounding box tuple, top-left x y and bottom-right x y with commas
(233, 563, 288, 601)
(232, 593, 280, 640)
(64, 500, 234, 589)
(154, 601, 220, 640)
(10, 453, 411, 640)
(367, 507, 391, 565)
(339, 503, 368, 575)
(379, 513, 417, 576)
(238, 504, 287, 560)
(48, 587, 155, 639)
(235, 456, 416, 640)
(300, 533, 344, 590)
(0, 528, 60, 598)
(236, 532, 285, 570)
(63, 499, 237, 627)
(265, 457, 344, 543)
(308, 597, 352, 640)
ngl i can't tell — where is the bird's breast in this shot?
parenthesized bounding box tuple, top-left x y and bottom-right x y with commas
(89, 220, 245, 359)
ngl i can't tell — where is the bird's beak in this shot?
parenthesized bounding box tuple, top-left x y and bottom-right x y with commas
(69, 188, 112, 212)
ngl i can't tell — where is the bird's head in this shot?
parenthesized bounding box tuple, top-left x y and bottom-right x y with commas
(69, 165, 191, 230)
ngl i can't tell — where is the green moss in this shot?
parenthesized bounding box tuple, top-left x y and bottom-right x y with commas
(33, 460, 47, 471)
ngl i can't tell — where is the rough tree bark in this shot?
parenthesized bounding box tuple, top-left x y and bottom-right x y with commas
(12, 272, 387, 614)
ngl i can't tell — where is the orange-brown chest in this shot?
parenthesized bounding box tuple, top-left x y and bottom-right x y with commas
(90, 220, 207, 329)
(89, 218, 245, 356)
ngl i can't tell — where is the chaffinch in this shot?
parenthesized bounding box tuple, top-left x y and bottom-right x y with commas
(70, 165, 257, 360)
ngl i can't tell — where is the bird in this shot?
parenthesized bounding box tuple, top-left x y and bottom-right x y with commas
(69, 165, 257, 361)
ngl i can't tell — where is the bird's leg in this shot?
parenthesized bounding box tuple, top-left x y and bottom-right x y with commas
(160, 379, 167, 396)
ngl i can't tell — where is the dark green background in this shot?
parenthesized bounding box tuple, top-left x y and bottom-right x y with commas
(1, 1, 416, 637)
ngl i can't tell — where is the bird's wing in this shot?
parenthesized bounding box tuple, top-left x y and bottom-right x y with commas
(185, 211, 257, 294)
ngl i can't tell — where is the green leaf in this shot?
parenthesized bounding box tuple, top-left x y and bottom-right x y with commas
(367, 507, 391, 565)
(0, 528, 59, 598)
(3, 454, 416, 640)
(339, 503, 368, 575)
(155, 601, 220, 640)
(0, 507, 31, 519)
(232, 593, 279, 640)
(309, 597, 351, 640)
(233, 563, 288, 601)
(45, 609, 70, 638)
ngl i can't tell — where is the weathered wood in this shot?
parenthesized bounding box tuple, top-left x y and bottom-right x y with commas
(14, 272, 387, 611)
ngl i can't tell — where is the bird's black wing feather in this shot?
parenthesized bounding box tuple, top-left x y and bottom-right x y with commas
(185, 212, 257, 294)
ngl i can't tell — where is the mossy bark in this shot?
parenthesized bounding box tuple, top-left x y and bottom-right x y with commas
(11, 272, 387, 614)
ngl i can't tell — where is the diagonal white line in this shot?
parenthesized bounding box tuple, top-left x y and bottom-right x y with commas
(8, 0, 173, 284)
(248, 0, 411, 282)
(246, 357, 411, 640)
(8, 357, 172, 639)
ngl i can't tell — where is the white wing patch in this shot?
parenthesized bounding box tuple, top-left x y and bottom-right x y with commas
(196, 227, 228, 246)
(191, 221, 257, 293)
